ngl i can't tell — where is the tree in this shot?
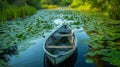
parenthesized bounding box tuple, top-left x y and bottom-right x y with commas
(70, 0, 120, 20)
(89, 0, 120, 20)
(60, 0, 73, 6)
(27, 0, 41, 9)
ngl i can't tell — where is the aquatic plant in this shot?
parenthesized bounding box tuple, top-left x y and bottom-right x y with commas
(0, 10, 120, 67)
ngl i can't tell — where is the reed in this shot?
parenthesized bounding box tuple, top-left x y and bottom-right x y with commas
(0, 5, 36, 21)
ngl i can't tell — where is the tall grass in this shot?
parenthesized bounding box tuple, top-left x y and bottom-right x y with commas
(0, 5, 36, 21)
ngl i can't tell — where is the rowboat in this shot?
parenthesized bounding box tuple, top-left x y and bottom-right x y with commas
(43, 24, 77, 65)
(44, 49, 78, 67)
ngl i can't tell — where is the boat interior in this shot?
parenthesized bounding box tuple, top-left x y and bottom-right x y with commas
(45, 25, 75, 55)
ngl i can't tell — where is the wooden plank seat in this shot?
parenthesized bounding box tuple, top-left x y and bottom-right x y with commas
(59, 29, 71, 33)
(55, 34, 73, 36)
(46, 46, 73, 49)
(53, 30, 74, 37)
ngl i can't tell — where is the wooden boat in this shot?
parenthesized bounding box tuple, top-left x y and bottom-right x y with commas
(43, 24, 77, 65)
(44, 49, 78, 67)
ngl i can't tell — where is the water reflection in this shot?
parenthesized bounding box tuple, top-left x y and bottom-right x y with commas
(8, 27, 95, 67)
(44, 49, 78, 67)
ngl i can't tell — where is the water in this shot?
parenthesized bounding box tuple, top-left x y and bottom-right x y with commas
(74, 28, 94, 67)
(1, 10, 116, 67)
(8, 27, 95, 67)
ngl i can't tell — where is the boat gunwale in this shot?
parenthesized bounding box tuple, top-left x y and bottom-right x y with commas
(43, 25, 77, 58)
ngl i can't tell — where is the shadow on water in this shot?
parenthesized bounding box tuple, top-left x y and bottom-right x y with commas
(44, 49, 78, 67)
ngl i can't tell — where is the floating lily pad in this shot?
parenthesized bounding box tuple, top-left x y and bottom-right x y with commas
(85, 59, 94, 63)
(86, 52, 96, 56)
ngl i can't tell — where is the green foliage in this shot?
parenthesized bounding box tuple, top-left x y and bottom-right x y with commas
(85, 59, 94, 63)
(102, 50, 120, 66)
(86, 52, 96, 56)
(44, 0, 61, 5)
(92, 0, 120, 20)
(6, 0, 26, 6)
(70, 0, 83, 8)
(27, 0, 41, 9)
(84, 10, 120, 67)
(0, 0, 77, 21)
(60, 0, 73, 6)
(40, 0, 73, 7)
(41, 5, 58, 9)
(0, 10, 55, 51)
(0, 5, 36, 21)
(0, 60, 8, 67)
(0, 8, 120, 67)
(70, 0, 120, 20)
(0, 0, 9, 11)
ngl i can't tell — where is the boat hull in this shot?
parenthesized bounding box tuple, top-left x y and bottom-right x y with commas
(45, 46, 77, 65)
(44, 49, 78, 67)
(43, 25, 77, 65)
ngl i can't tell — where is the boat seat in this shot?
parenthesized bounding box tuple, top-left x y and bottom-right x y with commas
(46, 46, 73, 49)
(53, 30, 74, 36)
(59, 29, 71, 33)
(55, 34, 72, 36)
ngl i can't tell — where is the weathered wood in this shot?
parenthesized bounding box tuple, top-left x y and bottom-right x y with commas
(44, 25, 77, 65)
(54, 29, 73, 36)
(46, 46, 73, 49)
(54, 33, 73, 36)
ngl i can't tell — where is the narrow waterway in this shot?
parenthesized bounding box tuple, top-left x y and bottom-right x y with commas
(1, 9, 119, 67)
(8, 26, 95, 67)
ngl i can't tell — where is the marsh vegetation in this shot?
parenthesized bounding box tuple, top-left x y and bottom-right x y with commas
(0, 0, 120, 67)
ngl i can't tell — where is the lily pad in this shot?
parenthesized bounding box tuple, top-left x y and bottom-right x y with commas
(85, 59, 94, 63)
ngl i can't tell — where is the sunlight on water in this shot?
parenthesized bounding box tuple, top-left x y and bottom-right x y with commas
(54, 19, 64, 25)
(54, 18, 74, 25)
